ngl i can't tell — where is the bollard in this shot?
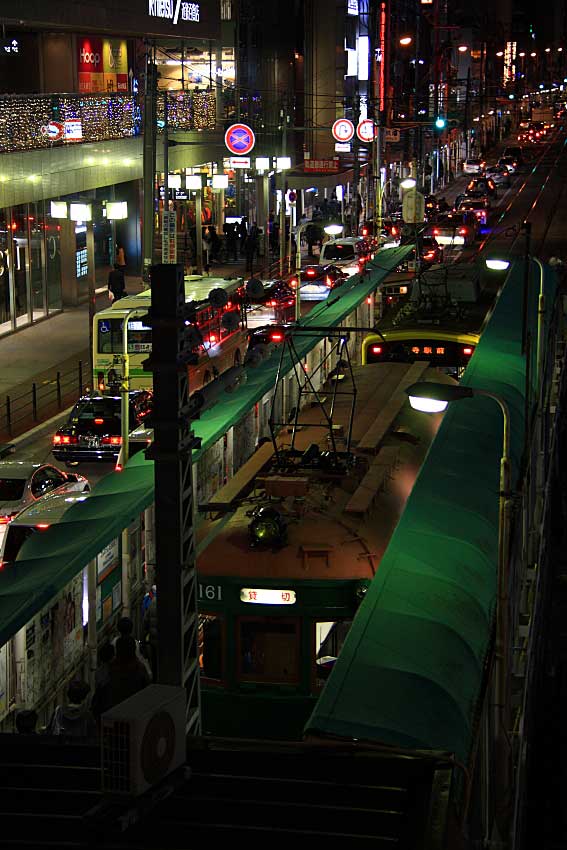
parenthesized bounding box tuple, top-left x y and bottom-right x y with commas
(32, 383, 38, 421)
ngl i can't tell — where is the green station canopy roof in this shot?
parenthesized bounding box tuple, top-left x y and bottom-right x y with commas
(305, 259, 558, 762)
(0, 246, 412, 648)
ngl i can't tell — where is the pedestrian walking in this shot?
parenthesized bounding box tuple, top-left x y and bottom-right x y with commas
(91, 642, 115, 722)
(107, 635, 151, 709)
(239, 217, 248, 254)
(225, 222, 238, 261)
(49, 680, 97, 741)
(112, 616, 152, 680)
(115, 243, 126, 270)
(202, 227, 213, 273)
(108, 263, 126, 302)
(245, 222, 259, 273)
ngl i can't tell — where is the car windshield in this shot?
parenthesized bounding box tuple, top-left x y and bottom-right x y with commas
(322, 244, 355, 260)
(0, 478, 26, 501)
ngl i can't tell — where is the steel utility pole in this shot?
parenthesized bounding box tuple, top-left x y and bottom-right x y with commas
(279, 99, 288, 276)
(351, 85, 361, 237)
(144, 263, 202, 734)
(142, 46, 158, 285)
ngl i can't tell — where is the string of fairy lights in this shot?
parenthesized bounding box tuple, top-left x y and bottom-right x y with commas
(0, 91, 216, 154)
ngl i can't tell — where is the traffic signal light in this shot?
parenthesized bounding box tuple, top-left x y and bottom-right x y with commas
(435, 117, 446, 130)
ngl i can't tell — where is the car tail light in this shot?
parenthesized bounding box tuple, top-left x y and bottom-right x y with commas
(115, 463, 123, 472)
(36, 523, 50, 530)
(433, 228, 439, 235)
(325, 276, 332, 287)
(102, 435, 122, 445)
(0, 515, 14, 525)
(391, 226, 398, 236)
(459, 228, 467, 235)
(209, 333, 218, 344)
(462, 346, 474, 356)
(306, 268, 316, 277)
(267, 300, 277, 307)
(53, 434, 78, 445)
(371, 344, 382, 354)
(94, 418, 104, 425)
(270, 330, 285, 343)
(290, 278, 298, 289)
(423, 251, 435, 260)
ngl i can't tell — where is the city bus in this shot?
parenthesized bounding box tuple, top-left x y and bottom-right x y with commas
(93, 275, 247, 393)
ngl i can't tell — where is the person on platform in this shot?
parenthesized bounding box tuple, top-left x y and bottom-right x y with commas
(49, 680, 97, 741)
(107, 263, 126, 302)
(107, 635, 150, 709)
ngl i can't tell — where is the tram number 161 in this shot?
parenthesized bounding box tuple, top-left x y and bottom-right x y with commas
(198, 583, 222, 602)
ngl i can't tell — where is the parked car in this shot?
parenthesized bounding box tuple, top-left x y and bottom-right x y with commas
(463, 158, 486, 175)
(0, 462, 90, 526)
(428, 211, 478, 247)
(289, 264, 348, 300)
(52, 391, 153, 465)
(485, 164, 512, 188)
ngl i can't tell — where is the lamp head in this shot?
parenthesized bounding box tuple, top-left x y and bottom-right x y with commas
(405, 381, 474, 413)
(485, 259, 510, 271)
(324, 223, 343, 236)
(400, 177, 416, 189)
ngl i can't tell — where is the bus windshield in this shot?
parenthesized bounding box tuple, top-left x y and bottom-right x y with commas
(97, 317, 152, 355)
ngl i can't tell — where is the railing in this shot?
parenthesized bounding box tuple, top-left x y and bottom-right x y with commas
(0, 90, 216, 155)
(0, 361, 85, 440)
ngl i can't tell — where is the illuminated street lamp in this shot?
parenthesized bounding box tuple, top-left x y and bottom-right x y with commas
(485, 258, 510, 271)
(457, 44, 468, 53)
(399, 36, 413, 46)
(324, 223, 344, 236)
(400, 177, 417, 189)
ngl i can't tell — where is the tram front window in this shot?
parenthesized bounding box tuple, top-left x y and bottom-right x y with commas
(239, 618, 299, 684)
(314, 620, 352, 688)
(198, 614, 223, 681)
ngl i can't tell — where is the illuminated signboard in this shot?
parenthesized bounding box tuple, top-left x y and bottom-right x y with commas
(148, 1, 200, 23)
(240, 588, 296, 605)
(504, 41, 516, 85)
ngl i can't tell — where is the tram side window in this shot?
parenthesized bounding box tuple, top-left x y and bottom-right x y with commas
(239, 618, 299, 684)
(314, 619, 353, 688)
(199, 614, 223, 682)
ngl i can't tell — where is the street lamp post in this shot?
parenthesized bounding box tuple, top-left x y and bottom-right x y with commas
(406, 380, 512, 822)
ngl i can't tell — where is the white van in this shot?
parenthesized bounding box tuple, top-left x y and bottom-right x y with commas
(0, 491, 90, 568)
(318, 237, 367, 276)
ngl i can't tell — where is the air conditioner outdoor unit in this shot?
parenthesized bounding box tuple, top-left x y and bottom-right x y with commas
(101, 684, 186, 797)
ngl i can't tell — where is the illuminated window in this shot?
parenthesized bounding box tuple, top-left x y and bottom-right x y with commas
(198, 613, 224, 682)
(314, 620, 352, 689)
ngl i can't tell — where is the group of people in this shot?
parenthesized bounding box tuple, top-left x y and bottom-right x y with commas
(15, 602, 158, 741)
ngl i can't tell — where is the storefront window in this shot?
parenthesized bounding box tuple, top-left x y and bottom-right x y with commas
(238, 618, 299, 684)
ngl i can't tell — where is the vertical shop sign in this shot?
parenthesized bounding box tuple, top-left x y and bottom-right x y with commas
(102, 38, 129, 92)
(162, 210, 177, 263)
(78, 36, 104, 93)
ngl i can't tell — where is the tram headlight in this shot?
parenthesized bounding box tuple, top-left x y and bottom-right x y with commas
(248, 506, 287, 549)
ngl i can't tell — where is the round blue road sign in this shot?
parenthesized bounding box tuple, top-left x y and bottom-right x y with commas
(225, 123, 256, 155)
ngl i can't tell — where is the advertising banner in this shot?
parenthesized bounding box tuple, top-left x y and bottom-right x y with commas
(102, 38, 129, 92)
(78, 36, 104, 93)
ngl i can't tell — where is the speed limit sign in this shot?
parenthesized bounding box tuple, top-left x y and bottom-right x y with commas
(332, 119, 355, 143)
